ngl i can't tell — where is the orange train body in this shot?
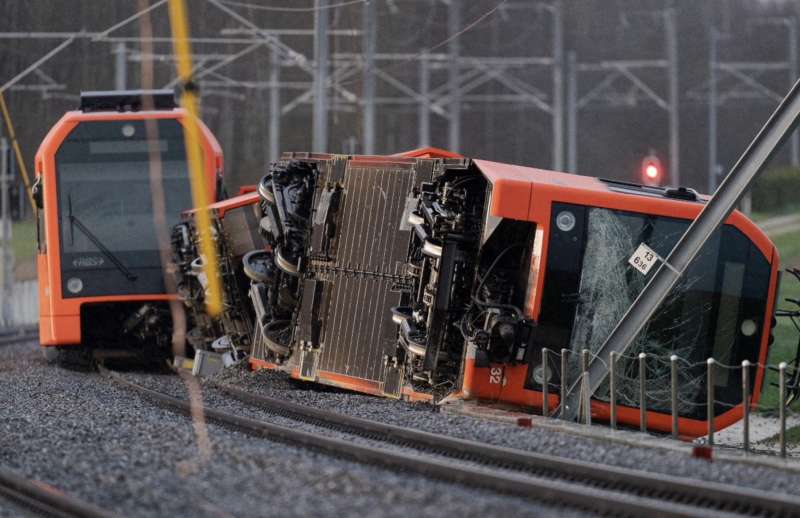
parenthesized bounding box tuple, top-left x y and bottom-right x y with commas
(236, 150, 779, 437)
(167, 145, 777, 439)
(459, 159, 778, 437)
(35, 91, 222, 353)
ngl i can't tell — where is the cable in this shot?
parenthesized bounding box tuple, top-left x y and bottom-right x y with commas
(469, 242, 526, 320)
(424, 0, 507, 56)
(474, 242, 525, 301)
(219, 0, 366, 13)
(332, 0, 508, 89)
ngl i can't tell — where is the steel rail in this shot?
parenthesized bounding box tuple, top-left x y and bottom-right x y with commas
(214, 383, 800, 517)
(0, 326, 38, 346)
(105, 370, 798, 517)
(0, 468, 117, 518)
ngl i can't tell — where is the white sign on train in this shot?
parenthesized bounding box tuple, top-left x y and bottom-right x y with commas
(628, 243, 658, 275)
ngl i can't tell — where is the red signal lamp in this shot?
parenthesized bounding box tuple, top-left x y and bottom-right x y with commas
(641, 154, 663, 186)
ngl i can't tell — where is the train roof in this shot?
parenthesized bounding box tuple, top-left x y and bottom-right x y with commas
(393, 147, 464, 159)
(79, 89, 177, 112)
(474, 159, 708, 204)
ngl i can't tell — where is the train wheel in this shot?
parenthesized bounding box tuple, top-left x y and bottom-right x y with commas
(41, 346, 94, 371)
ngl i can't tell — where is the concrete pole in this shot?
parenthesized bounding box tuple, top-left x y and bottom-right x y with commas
(566, 51, 577, 173)
(313, 0, 329, 153)
(708, 28, 718, 195)
(418, 55, 430, 148)
(448, 0, 461, 153)
(552, 0, 564, 171)
(114, 42, 127, 91)
(789, 20, 798, 167)
(11, 154, 21, 221)
(487, 13, 500, 159)
(0, 137, 11, 328)
(666, 8, 680, 186)
(362, 0, 377, 155)
(269, 44, 281, 163)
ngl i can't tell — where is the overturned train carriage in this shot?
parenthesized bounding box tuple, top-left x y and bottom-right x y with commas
(172, 189, 264, 355)
(177, 152, 780, 438)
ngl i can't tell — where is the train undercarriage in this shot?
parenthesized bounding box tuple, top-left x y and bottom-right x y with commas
(173, 150, 781, 437)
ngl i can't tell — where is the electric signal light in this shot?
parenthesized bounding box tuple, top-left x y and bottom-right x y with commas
(641, 154, 663, 186)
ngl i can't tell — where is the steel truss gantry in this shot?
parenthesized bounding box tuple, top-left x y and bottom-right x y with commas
(565, 8, 679, 185)
(0, 1, 566, 165)
(687, 17, 798, 194)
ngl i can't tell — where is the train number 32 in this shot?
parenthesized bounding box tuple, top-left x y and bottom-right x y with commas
(489, 367, 506, 385)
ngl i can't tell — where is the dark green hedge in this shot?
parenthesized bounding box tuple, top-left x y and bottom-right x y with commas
(752, 167, 800, 213)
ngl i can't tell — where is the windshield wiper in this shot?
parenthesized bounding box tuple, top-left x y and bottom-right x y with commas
(68, 194, 137, 281)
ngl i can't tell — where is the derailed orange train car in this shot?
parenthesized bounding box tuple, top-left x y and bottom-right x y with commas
(180, 149, 778, 438)
(34, 90, 223, 362)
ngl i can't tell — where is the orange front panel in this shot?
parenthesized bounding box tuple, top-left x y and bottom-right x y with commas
(751, 247, 781, 409)
(38, 314, 55, 345)
(465, 159, 779, 438)
(34, 108, 223, 347)
(488, 179, 532, 220)
(40, 314, 82, 346)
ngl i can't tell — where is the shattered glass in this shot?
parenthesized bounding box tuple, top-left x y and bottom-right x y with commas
(566, 207, 754, 416)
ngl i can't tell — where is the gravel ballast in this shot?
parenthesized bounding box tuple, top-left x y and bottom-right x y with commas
(0, 342, 583, 517)
(194, 363, 800, 497)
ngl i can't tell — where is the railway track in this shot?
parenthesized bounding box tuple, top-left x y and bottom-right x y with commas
(103, 369, 800, 517)
(0, 326, 38, 347)
(0, 467, 116, 518)
(0, 327, 114, 517)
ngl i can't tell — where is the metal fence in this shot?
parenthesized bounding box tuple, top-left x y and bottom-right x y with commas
(0, 280, 38, 329)
(542, 347, 799, 458)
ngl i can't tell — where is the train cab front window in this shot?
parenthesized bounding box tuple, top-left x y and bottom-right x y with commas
(535, 203, 771, 419)
(55, 119, 193, 297)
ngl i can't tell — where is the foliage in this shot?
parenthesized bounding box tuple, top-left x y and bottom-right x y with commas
(751, 167, 800, 216)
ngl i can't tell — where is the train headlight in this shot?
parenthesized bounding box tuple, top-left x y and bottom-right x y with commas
(66, 277, 83, 294)
(556, 210, 576, 232)
(740, 319, 757, 337)
(532, 364, 552, 386)
(121, 124, 135, 138)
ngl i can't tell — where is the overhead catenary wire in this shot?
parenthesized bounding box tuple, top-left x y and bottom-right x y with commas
(332, 0, 508, 89)
(93, 0, 170, 40)
(219, 0, 366, 12)
(0, 37, 74, 95)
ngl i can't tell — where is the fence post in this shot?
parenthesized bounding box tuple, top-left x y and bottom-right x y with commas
(560, 348, 568, 420)
(582, 371, 592, 425)
(609, 351, 617, 430)
(707, 358, 715, 447)
(780, 361, 787, 458)
(742, 359, 750, 454)
(639, 352, 647, 432)
(580, 349, 590, 424)
(542, 348, 549, 418)
(670, 354, 678, 439)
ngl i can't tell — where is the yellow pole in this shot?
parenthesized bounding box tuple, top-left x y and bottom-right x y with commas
(0, 92, 36, 211)
(167, 0, 222, 316)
